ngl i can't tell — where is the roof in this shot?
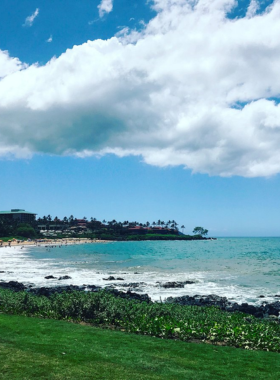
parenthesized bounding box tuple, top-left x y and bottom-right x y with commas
(0, 209, 37, 215)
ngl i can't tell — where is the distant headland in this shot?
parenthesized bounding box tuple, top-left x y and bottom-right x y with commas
(0, 209, 214, 241)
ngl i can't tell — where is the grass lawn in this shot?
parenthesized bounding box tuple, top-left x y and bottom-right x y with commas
(0, 314, 279, 379)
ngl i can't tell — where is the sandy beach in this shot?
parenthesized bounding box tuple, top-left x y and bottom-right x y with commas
(0, 238, 110, 248)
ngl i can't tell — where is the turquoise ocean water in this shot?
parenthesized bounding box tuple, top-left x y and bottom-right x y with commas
(1, 238, 280, 304)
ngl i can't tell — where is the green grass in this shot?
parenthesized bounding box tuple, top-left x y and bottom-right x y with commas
(0, 313, 279, 380)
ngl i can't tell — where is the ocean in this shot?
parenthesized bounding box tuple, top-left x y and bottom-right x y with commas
(1, 238, 280, 305)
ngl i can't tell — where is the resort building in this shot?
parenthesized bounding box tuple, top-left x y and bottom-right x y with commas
(0, 209, 37, 223)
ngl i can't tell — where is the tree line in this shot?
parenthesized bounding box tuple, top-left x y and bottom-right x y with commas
(0, 214, 208, 239)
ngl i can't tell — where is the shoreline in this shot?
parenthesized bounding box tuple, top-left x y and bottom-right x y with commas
(0, 237, 112, 248)
(0, 280, 280, 320)
(1, 239, 279, 308)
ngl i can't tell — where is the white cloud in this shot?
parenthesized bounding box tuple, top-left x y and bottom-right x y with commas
(0, 50, 26, 78)
(2, 0, 280, 177)
(23, 8, 39, 27)
(46, 35, 53, 43)
(98, 0, 113, 18)
(88, 19, 99, 25)
(246, 0, 260, 18)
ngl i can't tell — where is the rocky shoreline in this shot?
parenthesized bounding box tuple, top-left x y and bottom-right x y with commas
(1, 280, 280, 320)
(0, 280, 152, 303)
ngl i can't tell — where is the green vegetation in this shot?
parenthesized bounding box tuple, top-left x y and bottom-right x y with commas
(1, 313, 280, 380)
(15, 223, 36, 238)
(0, 213, 210, 241)
(0, 218, 36, 239)
(193, 226, 209, 237)
(0, 288, 280, 353)
(124, 234, 204, 241)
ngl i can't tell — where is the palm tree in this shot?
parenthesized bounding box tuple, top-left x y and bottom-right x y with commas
(69, 215, 74, 226)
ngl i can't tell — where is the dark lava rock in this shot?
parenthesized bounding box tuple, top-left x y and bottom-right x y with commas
(117, 282, 145, 288)
(58, 275, 72, 280)
(262, 301, 280, 316)
(103, 276, 116, 281)
(29, 285, 85, 297)
(238, 303, 258, 315)
(161, 282, 185, 288)
(45, 275, 57, 279)
(164, 294, 277, 319)
(105, 288, 151, 303)
(258, 295, 265, 298)
(86, 284, 102, 292)
(0, 271, 5, 273)
(0, 281, 26, 292)
(160, 280, 195, 288)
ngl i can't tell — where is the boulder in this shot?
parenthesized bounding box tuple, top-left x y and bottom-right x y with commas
(86, 284, 101, 292)
(29, 285, 84, 297)
(161, 282, 185, 288)
(116, 282, 145, 288)
(0, 281, 26, 292)
(105, 288, 151, 303)
(58, 275, 72, 280)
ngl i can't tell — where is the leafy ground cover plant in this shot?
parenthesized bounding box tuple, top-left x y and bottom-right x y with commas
(0, 288, 279, 352)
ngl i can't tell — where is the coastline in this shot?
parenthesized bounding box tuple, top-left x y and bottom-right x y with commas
(0, 237, 111, 248)
(1, 238, 280, 308)
(0, 279, 280, 320)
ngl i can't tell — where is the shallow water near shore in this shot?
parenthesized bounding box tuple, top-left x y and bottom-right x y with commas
(1, 238, 280, 305)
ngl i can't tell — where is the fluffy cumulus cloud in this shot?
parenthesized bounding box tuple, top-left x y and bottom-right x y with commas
(2, 0, 280, 177)
(98, 0, 114, 18)
(0, 50, 26, 78)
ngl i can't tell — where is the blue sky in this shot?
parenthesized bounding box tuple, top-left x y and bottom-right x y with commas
(1, 0, 280, 236)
